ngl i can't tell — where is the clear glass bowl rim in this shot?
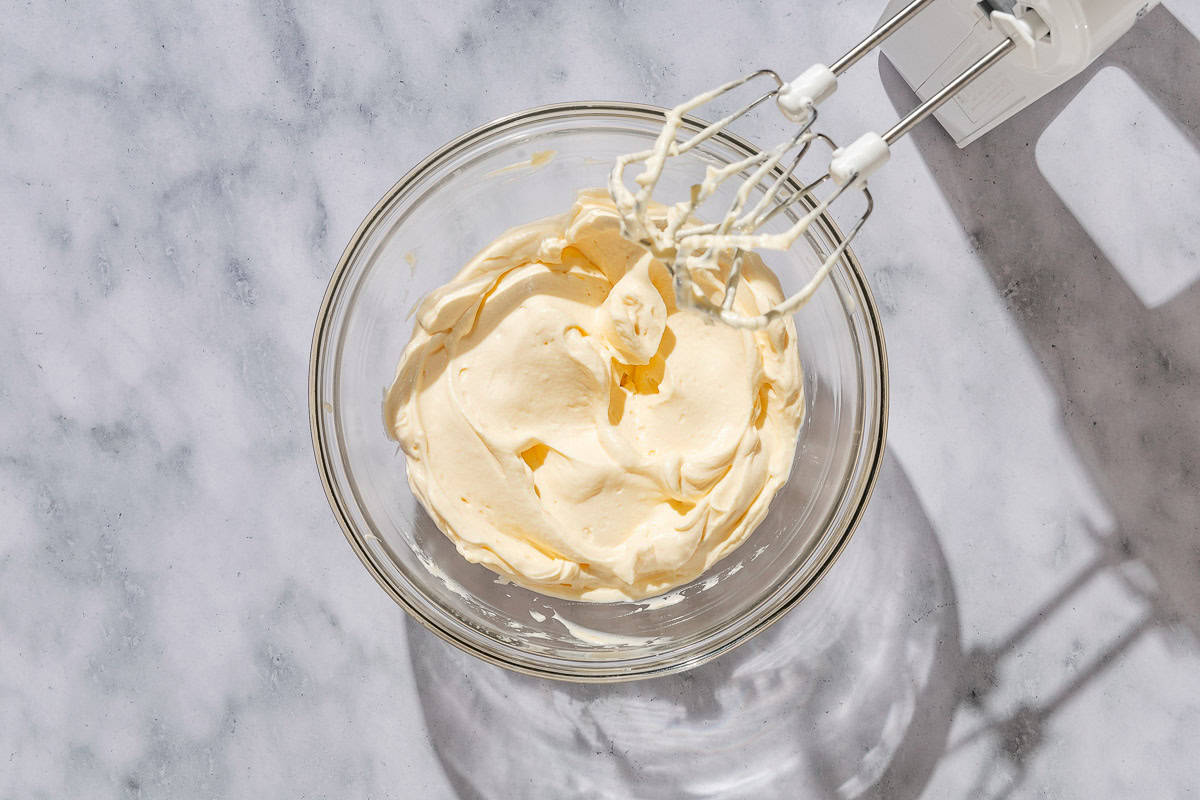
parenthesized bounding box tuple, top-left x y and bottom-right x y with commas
(309, 100, 890, 682)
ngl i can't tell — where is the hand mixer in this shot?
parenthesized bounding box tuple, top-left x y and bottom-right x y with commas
(609, 0, 1158, 328)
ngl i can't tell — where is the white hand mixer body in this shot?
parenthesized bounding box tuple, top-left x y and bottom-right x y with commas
(609, 0, 1159, 329)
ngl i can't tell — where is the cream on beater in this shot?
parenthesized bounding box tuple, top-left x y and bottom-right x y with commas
(384, 190, 803, 601)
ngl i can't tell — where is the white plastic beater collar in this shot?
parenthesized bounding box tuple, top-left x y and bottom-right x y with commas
(829, 132, 891, 188)
(776, 63, 838, 122)
(990, 8, 1052, 69)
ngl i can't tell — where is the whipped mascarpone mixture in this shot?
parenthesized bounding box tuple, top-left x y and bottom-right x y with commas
(384, 190, 804, 601)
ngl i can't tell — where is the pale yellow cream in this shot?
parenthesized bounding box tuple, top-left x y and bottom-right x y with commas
(384, 190, 804, 601)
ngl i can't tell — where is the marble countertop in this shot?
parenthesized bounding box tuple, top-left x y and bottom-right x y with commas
(4, 1, 1199, 797)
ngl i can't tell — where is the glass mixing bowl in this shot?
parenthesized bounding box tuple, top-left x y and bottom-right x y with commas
(310, 102, 887, 681)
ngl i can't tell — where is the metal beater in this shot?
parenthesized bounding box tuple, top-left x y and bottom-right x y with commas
(609, 0, 1156, 329)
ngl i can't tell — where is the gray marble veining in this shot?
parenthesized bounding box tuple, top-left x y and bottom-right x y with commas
(2, 1, 1198, 797)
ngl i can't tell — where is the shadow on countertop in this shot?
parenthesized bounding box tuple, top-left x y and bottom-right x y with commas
(408, 453, 962, 800)
(879, 4, 1200, 796)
